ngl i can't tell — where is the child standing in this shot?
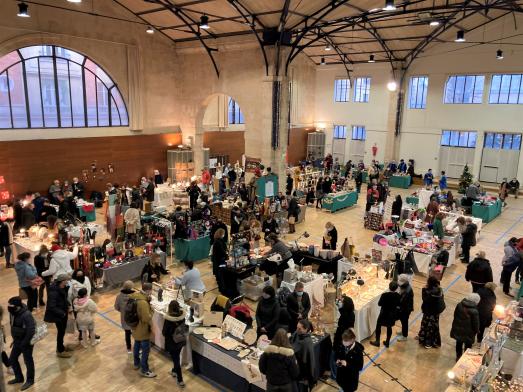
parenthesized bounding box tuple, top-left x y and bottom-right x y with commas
(73, 288, 99, 348)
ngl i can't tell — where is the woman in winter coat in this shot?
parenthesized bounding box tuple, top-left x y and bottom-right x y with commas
(68, 269, 96, 342)
(73, 288, 98, 348)
(211, 228, 228, 295)
(255, 286, 280, 339)
(14, 252, 38, 312)
(114, 280, 135, 353)
(162, 300, 187, 388)
(124, 202, 141, 238)
(370, 281, 400, 348)
(322, 222, 338, 250)
(315, 178, 324, 209)
(418, 276, 445, 348)
(259, 328, 299, 392)
(476, 282, 497, 342)
(277, 286, 291, 332)
(34, 245, 51, 307)
(334, 296, 355, 350)
(291, 319, 315, 392)
(432, 212, 445, 240)
(450, 293, 480, 361)
(42, 244, 78, 281)
(397, 274, 414, 341)
(335, 329, 364, 392)
(391, 195, 402, 218)
(140, 254, 168, 283)
(0, 220, 13, 268)
(501, 238, 521, 296)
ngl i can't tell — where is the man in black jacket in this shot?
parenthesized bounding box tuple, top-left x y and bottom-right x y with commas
(465, 251, 493, 292)
(7, 296, 36, 390)
(460, 218, 477, 264)
(44, 274, 73, 358)
(287, 282, 311, 333)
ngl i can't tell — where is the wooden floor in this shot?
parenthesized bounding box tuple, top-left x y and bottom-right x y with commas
(1, 188, 520, 392)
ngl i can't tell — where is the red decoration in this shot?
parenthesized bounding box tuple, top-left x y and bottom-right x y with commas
(0, 191, 9, 200)
(0, 176, 4, 184)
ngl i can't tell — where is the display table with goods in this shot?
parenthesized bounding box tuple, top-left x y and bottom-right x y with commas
(337, 258, 389, 341)
(99, 251, 166, 287)
(443, 212, 482, 242)
(388, 174, 411, 189)
(405, 195, 419, 206)
(280, 269, 325, 310)
(294, 166, 324, 193)
(190, 323, 332, 392)
(153, 184, 174, 208)
(322, 191, 358, 213)
(172, 183, 190, 209)
(290, 247, 342, 277)
(372, 230, 455, 275)
(76, 199, 96, 222)
(174, 220, 211, 262)
(472, 197, 502, 223)
(13, 235, 50, 261)
(210, 201, 233, 226)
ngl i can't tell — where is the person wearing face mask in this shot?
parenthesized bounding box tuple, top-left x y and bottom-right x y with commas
(335, 329, 364, 392)
(130, 282, 155, 378)
(322, 222, 338, 250)
(370, 281, 400, 348)
(7, 297, 36, 391)
(44, 274, 73, 358)
(255, 286, 280, 339)
(287, 282, 311, 333)
(331, 296, 356, 379)
(34, 245, 51, 307)
(397, 274, 414, 342)
(174, 260, 205, 299)
(290, 319, 315, 392)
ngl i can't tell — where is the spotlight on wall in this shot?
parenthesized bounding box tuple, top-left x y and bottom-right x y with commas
(383, 0, 396, 11)
(17, 2, 30, 17)
(455, 30, 466, 42)
(320, 57, 326, 65)
(200, 15, 210, 29)
(496, 49, 504, 60)
(387, 81, 397, 91)
(146, 26, 154, 34)
(325, 45, 332, 51)
(429, 20, 440, 26)
(368, 54, 375, 63)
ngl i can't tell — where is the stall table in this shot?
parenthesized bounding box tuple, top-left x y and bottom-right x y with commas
(405, 196, 419, 206)
(77, 202, 96, 222)
(280, 274, 324, 308)
(12, 238, 45, 262)
(174, 235, 211, 262)
(322, 191, 358, 213)
(388, 175, 411, 189)
(418, 189, 434, 208)
(101, 252, 166, 286)
(290, 250, 342, 278)
(500, 336, 523, 377)
(222, 264, 257, 299)
(190, 332, 332, 392)
(472, 199, 502, 223)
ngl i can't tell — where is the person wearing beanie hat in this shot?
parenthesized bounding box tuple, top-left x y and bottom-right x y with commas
(450, 294, 480, 361)
(465, 251, 493, 293)
(397, 274, 414, 342)
(44, 274, 73, 358)
(476, 282, 497, 342)
(7, 296, 36, 390)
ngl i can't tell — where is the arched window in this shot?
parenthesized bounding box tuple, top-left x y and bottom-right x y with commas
(0, 45, 128, 129)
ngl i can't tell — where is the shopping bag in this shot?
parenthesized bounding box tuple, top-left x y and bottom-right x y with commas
(66, 318, 77, 334)
(31, 322, 48, 345)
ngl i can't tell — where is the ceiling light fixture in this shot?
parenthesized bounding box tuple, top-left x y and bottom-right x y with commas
(200, 15, 210, 30)
(67, 0, 82, 3)
(146, 26, 154, 34)
(320, 57, 326, 65)
(383, 0, 396, 11)
(368, 54, 375, 63)
(455, 30, 466, 42)
(387, 81, 397, 91)
(429, 20, 440, 26)
(325, 45, 332, 51)
(17, 2, 30, 17)
(496, 49, 504, 60)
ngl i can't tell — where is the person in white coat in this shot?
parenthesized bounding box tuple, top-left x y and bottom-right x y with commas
(73, 288, 99, 348)
(42, 244, 77, 281)
(68, 269, 98, 343)
(124, 203, 141, 239)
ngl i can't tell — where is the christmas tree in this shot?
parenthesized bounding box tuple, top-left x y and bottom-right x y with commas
(458, 164, 473, 194)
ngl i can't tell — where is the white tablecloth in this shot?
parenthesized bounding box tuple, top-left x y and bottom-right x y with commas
(418, 189, 434, 208)
(12, 238, 44, 262)
(373, 243, 455, 274)
(353, 291, 383, 342)
(501, 341, 523, 377)
(445, 213, 483, 235)
(281, 275, 324, 311)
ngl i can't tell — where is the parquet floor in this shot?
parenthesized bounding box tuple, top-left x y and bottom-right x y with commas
(1, 188, 519, 392)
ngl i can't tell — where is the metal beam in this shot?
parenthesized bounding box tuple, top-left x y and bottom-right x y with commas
(135, 0, 216, 16)
(275, 0, 292, 77)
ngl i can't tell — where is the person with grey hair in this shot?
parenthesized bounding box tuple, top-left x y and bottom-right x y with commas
(114, 280, 136, 354)
(450, 293, 480, 361)
(397, 274, 414, 342)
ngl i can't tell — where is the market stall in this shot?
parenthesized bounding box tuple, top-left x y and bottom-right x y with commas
(322, 191, 358, 213)
(100, 252, 166, 286)
(153, 184, 174, 208)
(76, 200, 96, 222)
(472, 199, 502, 223)
(280, 271, 325, 309)
(174, 236, 211, 263)
(290, 249, 342, 278)
(388, 175, 411, 189)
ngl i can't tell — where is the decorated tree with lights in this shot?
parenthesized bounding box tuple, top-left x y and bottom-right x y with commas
(458, 164, 473, 194)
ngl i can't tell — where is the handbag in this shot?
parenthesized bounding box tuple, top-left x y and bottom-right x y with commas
(66, 318, 77, 334)
(27, 276, 44, 289)
(30, 322, 48, 345)
(173, 322, 189, 344)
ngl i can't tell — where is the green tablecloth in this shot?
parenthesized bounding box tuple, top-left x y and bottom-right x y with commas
(472, 199, 502, 223)
(78, 205, 96, 222)
(389, 175, 411, 189)
(351, 169, 368, 182)
(406, 196, 419, 206)
(322, 191, 358, 213)
(174, 235, 211, 262)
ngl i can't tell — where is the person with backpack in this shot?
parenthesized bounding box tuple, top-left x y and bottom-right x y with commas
(7, 296, 36, 391)
(370, 281, 400, 348)
(114, 280, 136, 354)
(450, 293, 480, 361)
(44, 274, 73, 358)
(128, 282, 155, 378)
(162, 300, 187, 388)
(418, 276, 445, 349)
(73, 288, 99, 348)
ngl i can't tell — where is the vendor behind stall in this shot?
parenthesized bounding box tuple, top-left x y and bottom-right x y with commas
(264, 233, 292, 260)
(174, 260, 205, 299)
(140, 254, 168, 283)
(322, 222, 338, 250)
(262, 215, 279, 241)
